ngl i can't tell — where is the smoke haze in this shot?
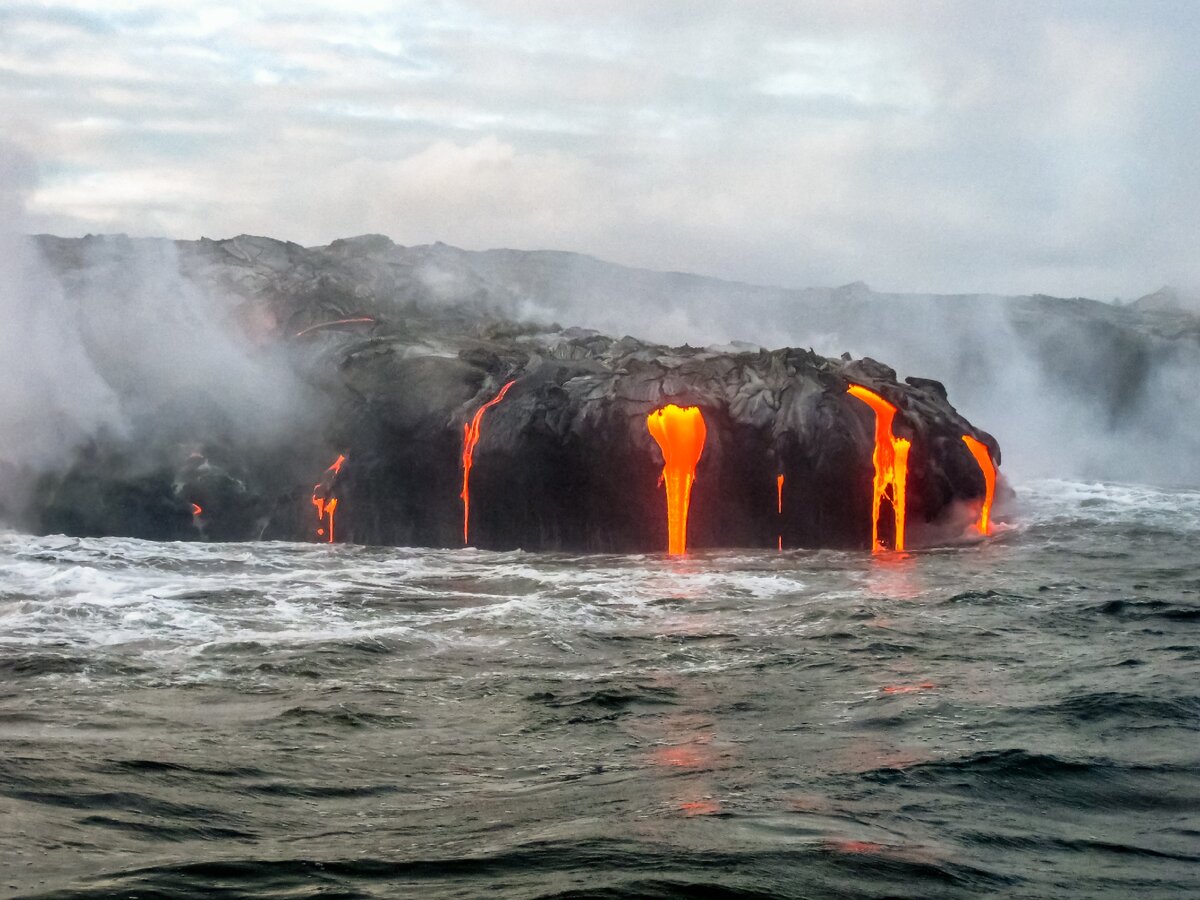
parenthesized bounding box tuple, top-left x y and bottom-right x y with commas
(0, 144, 319, 522)
(398, 244, 1200, 487)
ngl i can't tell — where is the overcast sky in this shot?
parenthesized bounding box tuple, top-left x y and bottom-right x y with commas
(2, 0, 1197, 297)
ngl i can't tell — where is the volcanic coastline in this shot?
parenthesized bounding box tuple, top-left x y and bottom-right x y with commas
(23, 233, 1001, 552)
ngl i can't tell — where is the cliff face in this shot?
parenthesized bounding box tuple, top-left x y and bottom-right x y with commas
(326, 333, 996, 551)
(24, 233, 1003, 551)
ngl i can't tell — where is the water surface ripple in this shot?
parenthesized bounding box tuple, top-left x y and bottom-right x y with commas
(1, 479, 1197, 898)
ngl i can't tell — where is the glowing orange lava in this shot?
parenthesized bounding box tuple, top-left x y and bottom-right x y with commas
(461, 381, 516, 545)
(847, 385, 911, 553)
(961, 434, 996, 536)
(776, 473, 784, 551)
(646, 405, 707, 555)
(312, 453, 346, 543)
(294, 317, 375, 337)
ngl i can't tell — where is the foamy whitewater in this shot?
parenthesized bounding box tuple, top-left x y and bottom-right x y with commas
(1, 479, 1197, 898)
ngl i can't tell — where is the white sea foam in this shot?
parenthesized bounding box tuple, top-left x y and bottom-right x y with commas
(1, 477, 1193, 672)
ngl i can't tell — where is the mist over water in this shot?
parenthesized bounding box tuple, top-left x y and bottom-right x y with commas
(0, 150, 325, 526)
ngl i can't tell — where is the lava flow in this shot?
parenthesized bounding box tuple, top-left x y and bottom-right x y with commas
(294, 317, 375, 338)
(646, 405, 707, 555)
(961, 434, 996, 535)
(847, 385, 911, 552)
(776, 473, 784, 551)
(461, 380, 516, 545)
(312, 453, 346, 543)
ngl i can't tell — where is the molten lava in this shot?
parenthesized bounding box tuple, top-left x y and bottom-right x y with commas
(461, 380, 516, 545)
(961, 434, 996, 536)
(312, 453, 346, 543)
(776, 473, 784, 551)
(847, 385, 911, 552)
(294, 317, 375, 338)
(646, 405, 707, 555)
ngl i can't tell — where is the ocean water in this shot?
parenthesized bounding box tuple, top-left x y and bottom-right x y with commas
(0, 479, 1197, 899)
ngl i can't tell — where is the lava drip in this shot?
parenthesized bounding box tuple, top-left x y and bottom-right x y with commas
(776, 473, 784, 551)
(846, 385, 911, 552)
(646, 405, 707, 555)
(461, 380, 516, 546)
(961, 435, 996, 535)
(312, 453, 346, 543)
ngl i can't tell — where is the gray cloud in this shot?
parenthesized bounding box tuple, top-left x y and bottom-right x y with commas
(2, 1, 1197, 298)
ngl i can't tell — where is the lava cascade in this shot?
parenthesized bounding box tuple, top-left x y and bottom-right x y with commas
(312, 453, 346, 543)
(776, 473, 784, 551)
(461, 380, 516, 545)
(961, 434, 996, 535)
(646, 405, 707, 555)
(294, 317, 375, 337)
(846, 385, 911, 552)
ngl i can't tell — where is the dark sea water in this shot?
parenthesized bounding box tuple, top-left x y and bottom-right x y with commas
(1, 479, 1197, 899)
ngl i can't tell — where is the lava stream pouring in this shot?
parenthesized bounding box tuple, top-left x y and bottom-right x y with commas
(847, 385, 910, 552)
(646, 405, 707, 555)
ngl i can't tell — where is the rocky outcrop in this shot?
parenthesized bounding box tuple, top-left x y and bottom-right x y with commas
(321, 329, 998, 551)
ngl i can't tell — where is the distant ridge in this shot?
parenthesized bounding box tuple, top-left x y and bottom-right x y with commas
(1131, 285, 1200, 315)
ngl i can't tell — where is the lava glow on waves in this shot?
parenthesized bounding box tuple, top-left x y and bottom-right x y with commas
(646, 405, 707, 555)
(961, 434, 996, 535)
(847, 385, 910, 553)
(312, 454, 346, 543)
(461, 380, 516, 546)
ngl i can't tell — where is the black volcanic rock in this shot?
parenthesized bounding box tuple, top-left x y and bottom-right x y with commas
(293, 329, 998, 552)
(22, 233, 1006, 550)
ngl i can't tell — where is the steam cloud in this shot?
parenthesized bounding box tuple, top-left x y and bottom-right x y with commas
(444, 251, 1200, 487)
(0, 143, 318, 521)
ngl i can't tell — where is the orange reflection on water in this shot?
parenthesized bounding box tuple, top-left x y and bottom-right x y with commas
(865, 551, 926, 601)
(881, 682, 936, 695)
(652, 742, 710, 770)
(678, 799, 722, 816)
(637, 684, 728, 821)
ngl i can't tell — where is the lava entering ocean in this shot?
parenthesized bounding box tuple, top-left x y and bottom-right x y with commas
(961, 434, 996, 536)
(776, 473, 784, 551)
(847, 385, 910, 553)
(312, 453, 346, 543)
(646, 405, 707, 555)
(461, 380, 516, 545)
